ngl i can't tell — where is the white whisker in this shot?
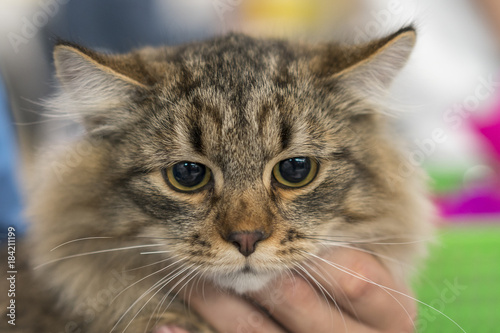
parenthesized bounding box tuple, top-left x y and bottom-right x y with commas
(152, 268, 201, 331)
(35, 244, 165, 269)
(110, 263, 189, 333)
(126, 256, 177, 272)
(112, 256, 185, 303)
(302, 251, 466, 333)
(50, 237, 114, 251)
(140, 250, 172, 255)
(305, 234, 432, 245)
(121, 264, 196, 333)
(276, 258, 296, 284)
(319, 242, 411, 268)
(295, 262, 342, 332)
(309, 259, 361, 320)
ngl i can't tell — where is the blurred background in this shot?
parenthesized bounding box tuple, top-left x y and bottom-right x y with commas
(0, 0, 499, 331)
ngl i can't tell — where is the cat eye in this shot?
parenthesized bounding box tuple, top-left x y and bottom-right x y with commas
(163, 162, 211, 192)
(272, 157, 318, 188)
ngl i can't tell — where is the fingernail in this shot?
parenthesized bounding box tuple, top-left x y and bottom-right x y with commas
(152, 326, 175, 333)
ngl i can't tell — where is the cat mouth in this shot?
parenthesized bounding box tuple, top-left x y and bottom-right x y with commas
(240, 264, 257, 274)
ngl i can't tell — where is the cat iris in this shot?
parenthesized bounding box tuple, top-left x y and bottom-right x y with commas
(273, 157, 318, 188)
(163, 162, 211, 192)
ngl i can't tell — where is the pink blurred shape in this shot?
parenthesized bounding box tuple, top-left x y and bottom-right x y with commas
(471, 96, 500, 160)
(436, 185, 500, 219)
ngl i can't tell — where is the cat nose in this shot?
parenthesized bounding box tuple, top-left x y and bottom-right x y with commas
(226, 231, 267, 257)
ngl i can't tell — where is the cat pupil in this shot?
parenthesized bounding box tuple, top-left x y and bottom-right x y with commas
(172, 162, 206, 187)
(279, 157, 311, 183)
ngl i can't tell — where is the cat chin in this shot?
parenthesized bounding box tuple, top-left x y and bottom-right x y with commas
(210, 270, 277, 294)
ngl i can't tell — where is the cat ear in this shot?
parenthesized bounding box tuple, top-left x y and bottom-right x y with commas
(318, 27, 416, 104)
(52, 43, 147, 134)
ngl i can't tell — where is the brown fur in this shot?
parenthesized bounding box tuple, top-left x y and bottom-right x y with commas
(1, 28, 432, 332)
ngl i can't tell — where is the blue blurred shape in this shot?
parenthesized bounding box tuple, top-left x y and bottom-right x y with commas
(0, 76, 25, 237)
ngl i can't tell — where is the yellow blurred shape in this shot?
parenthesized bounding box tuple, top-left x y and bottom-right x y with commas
(240, 0, 355, 37)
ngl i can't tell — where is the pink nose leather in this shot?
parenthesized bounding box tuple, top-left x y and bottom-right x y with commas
(227, 231, 266, 256)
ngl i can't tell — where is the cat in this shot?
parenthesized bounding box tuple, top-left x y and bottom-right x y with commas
(1, 26, 432, 332)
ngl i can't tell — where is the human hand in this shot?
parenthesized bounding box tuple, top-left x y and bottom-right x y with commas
(155, 248, 416, 333)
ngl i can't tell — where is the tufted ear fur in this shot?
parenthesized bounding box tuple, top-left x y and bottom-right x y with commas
(335, 27, 416, 90)
(51, 43, 147, 135)
(313, 26, 416, 109)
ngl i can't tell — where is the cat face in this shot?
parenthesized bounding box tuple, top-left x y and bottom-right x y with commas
(113, 53, 362, 292)
(36, 29, 429, 294)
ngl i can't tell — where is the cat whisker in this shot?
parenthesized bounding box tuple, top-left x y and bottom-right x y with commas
(113, 262, 194, 333)
(120, 263, 197, 333)
(316, 241, 410, 268)
(294, 262, 344, 332)
(307, 259, 361, 321)
(301, 260, 333, 289)
(306, 233, 424, 238)
(140, 250, 173, 255)
(144, 261, 193, 296)
(152, 267, 202, 331)
(290, 264, 324, 304)
(147, 270, 195, 333)
(13, 118, 74, 126)
(276, 257, 296, 284)
(304, 234, 432, 245)
(184, 266, 210, 320)
(126, 256, 178, 272)
(134, 236, 186, 241)
(301, 237, 347, 244)
(34, 244, 165, 269)
(110, 265, 185, 333)
(200, 267, 209, 303)
(49, 235, 183, 252)
(301, 251, 466, 333)
(50, 236, 114, 251)
(305, 236, 425, 246)
(112, 256, 186, 303)
(304, 234, 362, 239)
(301, 250, 415, 331)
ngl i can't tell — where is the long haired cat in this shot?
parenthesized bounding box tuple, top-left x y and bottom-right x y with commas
(2, 27, 432, 332)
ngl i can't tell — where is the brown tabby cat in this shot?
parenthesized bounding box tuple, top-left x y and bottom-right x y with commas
(1, 27, 432, 332)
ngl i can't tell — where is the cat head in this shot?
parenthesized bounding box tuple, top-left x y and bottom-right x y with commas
(33, 27, 429, 294)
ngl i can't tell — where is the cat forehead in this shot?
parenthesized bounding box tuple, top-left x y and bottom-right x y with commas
(141, 34, 309, 94)
(140, 36, 333, 163)
(149, 82, 330, 168)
